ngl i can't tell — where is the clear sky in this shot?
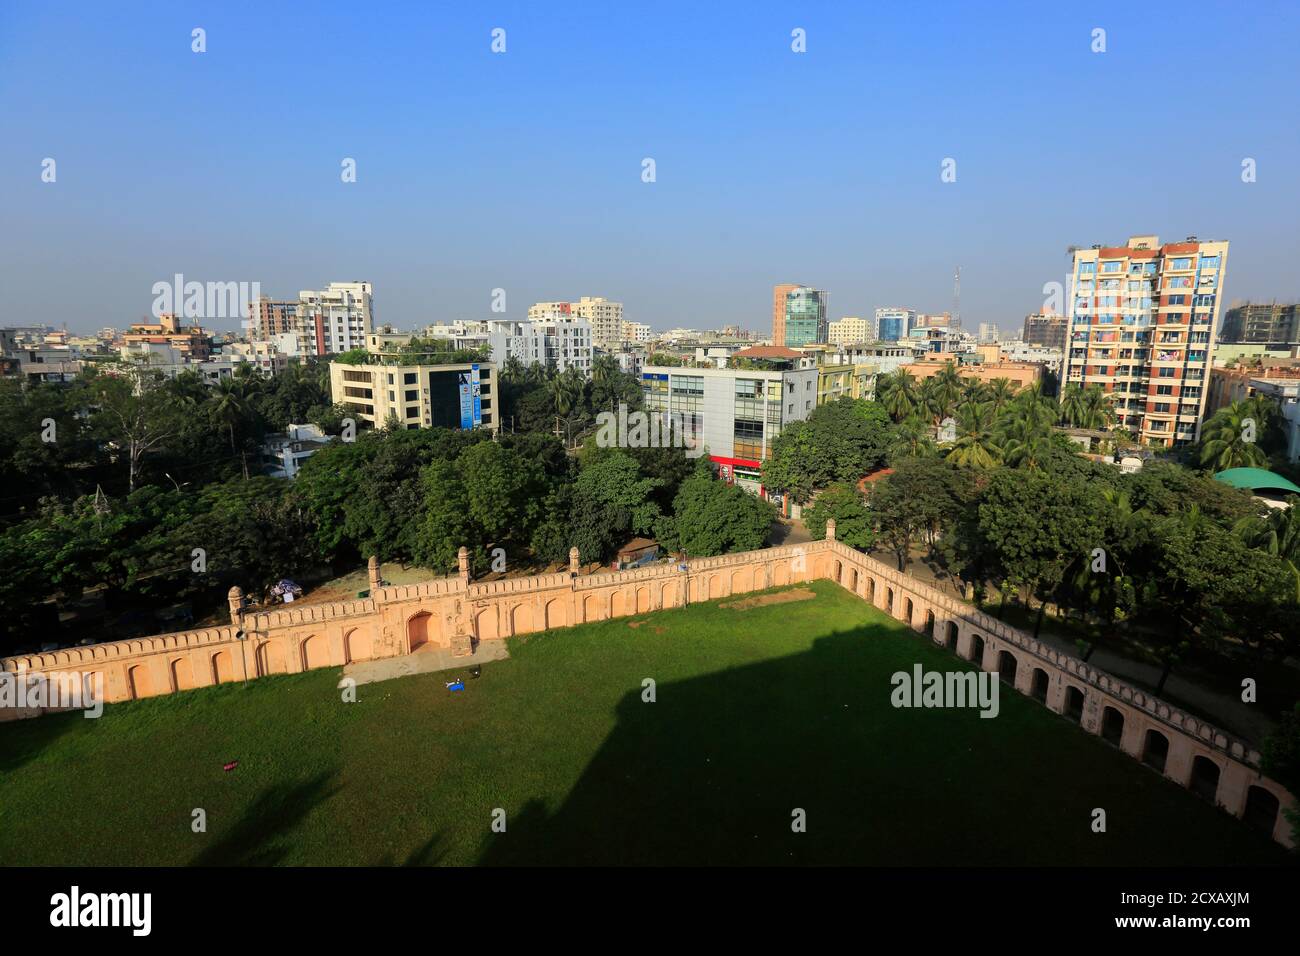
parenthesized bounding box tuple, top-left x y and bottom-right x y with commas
(3, 1, 1299, 335)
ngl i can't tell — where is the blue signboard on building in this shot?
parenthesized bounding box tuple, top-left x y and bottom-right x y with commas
(458, 366, 483, 430)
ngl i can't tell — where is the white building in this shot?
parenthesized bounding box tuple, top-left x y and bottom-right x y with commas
(487, 317, 592, 373)
(263, 423, 334, 479)
(640, 361, 819, 499)
(298, 281, 374, 355)
(622, 320, 653, 344)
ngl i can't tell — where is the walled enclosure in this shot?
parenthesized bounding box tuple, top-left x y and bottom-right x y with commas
(2, 532, 1295, 847)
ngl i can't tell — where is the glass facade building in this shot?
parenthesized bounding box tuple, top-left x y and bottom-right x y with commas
(781, 287, 828, 347)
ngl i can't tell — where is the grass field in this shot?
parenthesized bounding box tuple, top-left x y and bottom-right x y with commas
(0, 580, 1286, 866)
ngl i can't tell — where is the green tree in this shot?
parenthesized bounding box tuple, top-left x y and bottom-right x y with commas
(976, 469, 1109, 638)
(669, 467, 775, 557)
(804, 482, 874, 550)
(761, 398, 893, 503)
(565, 451, 663, 564)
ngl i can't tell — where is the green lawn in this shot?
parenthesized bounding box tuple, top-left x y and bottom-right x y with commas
(0, 580, 1286, 866)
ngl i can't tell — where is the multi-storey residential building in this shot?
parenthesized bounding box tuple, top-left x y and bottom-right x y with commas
(816, 362, 855, 404)
(1022, 310, 1068, 350)
(977, 323, 1000, 343)
(773, 286, 828, 347)
(874, 307, 916, 342)
(640, 354, 818, 499)
(330, 358, 498, 432)
(572, 297, 623, 349)
(249, 297, 300, 341)
(1062, 235, 1228, 448)
(622, 320, 653, 344)
(529, 297, 623, 349)
(828, 316, 869, 346)
(123, 313, 213, 361)
(527, 301, 572, 320)
(1219, 302, 1300, 346)
(487, 317, 592, 373)
(298, 281, 374, 356)
(1207, 363, 1300, 463)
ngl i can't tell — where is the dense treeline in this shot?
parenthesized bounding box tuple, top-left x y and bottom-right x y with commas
(774, 372, 1300, 701)
(0, 354, 765, 654)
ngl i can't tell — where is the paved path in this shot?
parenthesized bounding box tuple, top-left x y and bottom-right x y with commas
(342, 641, 510, 687)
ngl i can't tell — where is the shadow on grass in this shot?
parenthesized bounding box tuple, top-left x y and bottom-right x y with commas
(189, 771, 341, 866)
(0, 707, 84, 776)
(475, 625, 1287, 866)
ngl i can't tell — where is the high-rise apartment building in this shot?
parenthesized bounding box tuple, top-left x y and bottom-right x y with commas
(1062, 235, 1228, 448)
(828, 316, 869, 346)
(529, 297, 623, 349)
(1022, 310, 1068, 350)
(248, 297, 300, 341)
(773, 286, 828, 347)
(299, 281, 375, 356)
(874, 307, 916, 342)
(1219, 302, 1300, 346)
(572, 297, 623, 349)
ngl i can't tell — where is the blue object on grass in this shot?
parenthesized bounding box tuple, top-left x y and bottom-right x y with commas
(447, 680, 465, 692)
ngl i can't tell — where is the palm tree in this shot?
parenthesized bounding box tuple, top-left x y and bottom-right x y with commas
(890, 413, 937, 458)
(1058, 383, 1086, 427)
(930, 361, 963, 420)
(590, 354, 621, 413)
(1236, 506, 1300, 601)
(1079, 386, 1117, 430)
(551, 366, 585, 419)
(986, 377, 1016, 415)
(946, 401, 1001, 469)
(1199, 399, 1271, 470)
(877, 369, 919, 422)
(208, 378, 251, 478)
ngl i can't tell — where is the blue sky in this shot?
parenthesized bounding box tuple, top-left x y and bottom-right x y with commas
(2, 1, 1299, 334)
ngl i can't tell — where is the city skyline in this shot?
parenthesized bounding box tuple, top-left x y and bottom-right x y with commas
(4, 2, 1300, 334)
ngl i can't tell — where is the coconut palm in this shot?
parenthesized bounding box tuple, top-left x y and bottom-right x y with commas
(946, 401, 1001, 469)
(208, 378, 252, 478)
(1198, 399, 1271, 470)
(877, 369, 919, 422)
(550, 366, 586, 419)
(1058, 383, 1086, 426)
(1235, 506, 1300, 601)
(590, 354, 622, 412)
(926, 361, 963, 422)
(1078, 386, 1117, 430)
(890, 413, 937, 458)
(986, 377, 1016, 415)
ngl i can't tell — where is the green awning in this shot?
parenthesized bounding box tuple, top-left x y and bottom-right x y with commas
(1213, 467, 1300, 496)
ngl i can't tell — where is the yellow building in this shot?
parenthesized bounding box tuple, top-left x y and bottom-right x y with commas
(330, 359, 498, 432)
